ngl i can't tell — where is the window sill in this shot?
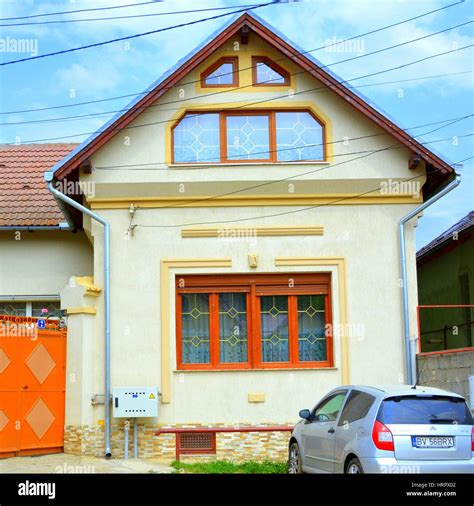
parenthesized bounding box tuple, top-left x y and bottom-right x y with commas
(174, 367, 338, 373)
(168, 161, 330, 169)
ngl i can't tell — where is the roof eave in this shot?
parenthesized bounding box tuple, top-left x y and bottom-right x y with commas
(49, 12, 455, 185)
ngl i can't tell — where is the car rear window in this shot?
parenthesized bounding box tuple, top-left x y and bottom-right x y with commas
(377, 395, 473, 425)
(338, 390, 375, 426)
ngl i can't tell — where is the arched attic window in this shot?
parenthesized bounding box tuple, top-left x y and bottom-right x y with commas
(172, 110, 325, 164)
(201, 57, 239, 87)
(252, 56, 290, 86)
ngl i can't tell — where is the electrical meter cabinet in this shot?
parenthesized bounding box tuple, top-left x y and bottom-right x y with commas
(112, 386, 158, 417)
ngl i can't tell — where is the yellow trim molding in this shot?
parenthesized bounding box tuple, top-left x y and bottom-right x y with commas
(248, 393, 266, 403)
(66, 306, 97, 315)
(181, 226, 324, 238)
(274, 256, 349, 385)
(160, 258, 233, 403)
(89, 193, 421, 210)
(73, 276, 102, 297)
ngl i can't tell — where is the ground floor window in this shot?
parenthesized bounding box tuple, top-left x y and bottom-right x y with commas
(0, 300, 64, 318)
(176, 274, 333, 370)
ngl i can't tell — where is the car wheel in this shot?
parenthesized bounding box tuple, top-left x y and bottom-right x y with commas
(345, 457, 364, 474)
(288, 442, 302, 474)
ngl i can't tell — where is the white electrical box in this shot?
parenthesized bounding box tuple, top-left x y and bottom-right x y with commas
(112, 386, 159, 418)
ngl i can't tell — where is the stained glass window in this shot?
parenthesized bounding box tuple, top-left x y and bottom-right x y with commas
(252, 58, 289, 86)
(173, 113, 220, 163)
(201, 58, 238, 87)
(260, 295, 289, 363)
(172, 110, 325, 164)
(181, 293, 210, 364)
(176, 275, 332, 370)
(297, 295, 327, 362)
(0, 302, 26, 316)
(276, 112, 324, 161)
(226, 114, 270, 161)
(0, 301, 64, 318)
(204, 62, 234, 85)
(255, 62, 286, 84)
(32, 301, 64, 319)
(219, 293, 248, 363)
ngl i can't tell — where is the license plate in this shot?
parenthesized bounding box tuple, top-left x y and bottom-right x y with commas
(411, 436, 454, 448)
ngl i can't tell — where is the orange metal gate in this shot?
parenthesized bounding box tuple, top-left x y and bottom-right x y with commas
(0, 315, 66, 458)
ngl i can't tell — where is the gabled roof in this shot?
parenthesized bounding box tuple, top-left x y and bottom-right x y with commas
(417, 210, 474, 261)
(0, 143, 77, 226)
(47, 12, 454, 196)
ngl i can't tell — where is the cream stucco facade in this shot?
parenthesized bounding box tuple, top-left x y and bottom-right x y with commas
(0, 230, 92, 299)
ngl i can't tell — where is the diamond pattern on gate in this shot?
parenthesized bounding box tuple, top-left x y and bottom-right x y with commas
(0, 348, 11, 374)
(26, 343, 56, 384)
(0, 410, 9, 432)
(25, 398, 55, 439)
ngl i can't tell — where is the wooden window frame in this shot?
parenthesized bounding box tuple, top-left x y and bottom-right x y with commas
(171, 109, 326, 164)
(252, 56, 290, 87)
(176, 273, 333, 371)
(200, 57, 239, 88)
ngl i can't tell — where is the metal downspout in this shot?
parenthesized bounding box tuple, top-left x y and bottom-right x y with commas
(399, 175, 461, 384)
(45, 175, 112, 458)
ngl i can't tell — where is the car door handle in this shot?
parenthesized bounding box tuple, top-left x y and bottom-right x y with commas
(328, 427, 335, 434)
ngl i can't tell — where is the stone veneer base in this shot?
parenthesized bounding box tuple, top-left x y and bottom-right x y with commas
(64, 423, 292, 461)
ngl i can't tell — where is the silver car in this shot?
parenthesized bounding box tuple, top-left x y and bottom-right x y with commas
(288, 385, 474, 473)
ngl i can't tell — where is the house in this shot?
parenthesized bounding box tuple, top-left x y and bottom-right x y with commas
(416, 211, 473, 409)
(0, 144, 92, 317)
(417, 210, 474, 353)
(0, 13, 457, 461)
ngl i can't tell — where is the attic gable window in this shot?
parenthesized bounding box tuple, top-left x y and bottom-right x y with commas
(201, 57, 238, 87)
(252, 57, 290, 86)
(172, 110, 325, 164)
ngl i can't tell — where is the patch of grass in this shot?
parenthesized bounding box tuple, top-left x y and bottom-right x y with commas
(171, 459, 287, 474)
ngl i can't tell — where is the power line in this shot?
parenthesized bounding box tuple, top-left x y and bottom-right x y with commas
(0, 1, 277, 66)
(0, 3, 270, 27)
(92, 114, 472, 170)
(2, 71, 471, 127)
(131, 134, 470, 229)
(0, 0, 464, 114)
(0, 1, 197, 21)
(2, 20, 471, 127)
(8, 42, 474, 144)
(76, 120, 469, 215)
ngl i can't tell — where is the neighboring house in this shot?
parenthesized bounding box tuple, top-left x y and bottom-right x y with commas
(417, 211, 474, 353)
(0, 144, 92, 316)
(0, 13, 458, 461)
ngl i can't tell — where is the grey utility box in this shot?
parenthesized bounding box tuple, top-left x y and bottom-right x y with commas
(112, 386, 159, 418)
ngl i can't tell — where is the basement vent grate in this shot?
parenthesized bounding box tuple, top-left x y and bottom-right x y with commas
(177, 432, 216, 455)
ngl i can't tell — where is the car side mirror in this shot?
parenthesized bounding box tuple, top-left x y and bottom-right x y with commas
(299, 409, 311, 421)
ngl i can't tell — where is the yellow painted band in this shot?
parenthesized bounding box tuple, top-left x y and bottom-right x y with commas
(66, 307, 97, 315)
(90, 194, 422, 209)
(181, 226, 324, 238)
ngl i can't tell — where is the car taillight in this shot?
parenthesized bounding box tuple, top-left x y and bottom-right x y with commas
(471, 426, 474, 452)
(372, 420, 394, 451)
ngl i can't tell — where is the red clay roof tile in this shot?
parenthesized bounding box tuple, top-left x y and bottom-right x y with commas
(0, 143, 78, 226)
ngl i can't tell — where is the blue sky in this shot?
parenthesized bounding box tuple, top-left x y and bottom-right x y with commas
(0, 0, 473, 248)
